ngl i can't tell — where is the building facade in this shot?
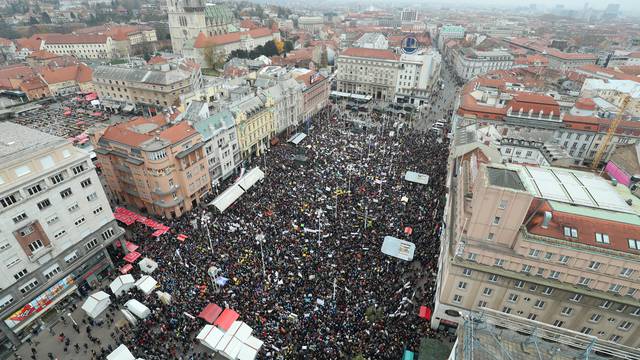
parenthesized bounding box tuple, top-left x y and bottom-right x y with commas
(229, 95, 275, 160)
(89, 114, 211, 219)
(92, 59, 203, 114)
(433, 146, 640, 348)
(336, 48, 400, 101)
(395, 51, 442, 105)
(353, 33, 388, 50)
(453, 49, 515, 81)
(167, 1, 234, 54)
(437, 25, 465, 51)
(262, 78, 304, 135)
(41, 34, 114, 59)
(298, 16, 324, 33)
(0, 123, 123, 347)
(294, 70, 331, 121)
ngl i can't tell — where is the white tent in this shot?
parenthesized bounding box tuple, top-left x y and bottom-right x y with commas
(120, 309, 137, 326)
(106, 344, 135, 360)
(135, 275, 158, 295)
(81, 291, 111, 319)
(236, 167, 264, 192)
(245, 336, 264, 351)
(221, 337, 243, 360)
(237, 343, 259, 360)
(196, 324, 225, 351)
(214, 333, 234, 353)
(155, 291, 172, 305)
(138, 258, 158, 274)
(210, 184, 244, 213)
(381, 236, 416, 261)
(125, 299, 151, 319)
(110, 274, 135, 297)
(404, 171, 430, 185)
(233, 322, 253, 342)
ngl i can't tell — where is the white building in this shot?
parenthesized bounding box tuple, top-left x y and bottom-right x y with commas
(395, 50, 442, 105)
(453, 49, 514, 81)
(437, 25, 465, 51)
(0, 123, 123, 346)
(298, 16, 324, 33)
(353, 33, 388, 50)
(336, 48, 400, 101)
(42, 34, 114, 59)
(401, 8, 418, 23)
(261, 77, 304, 135)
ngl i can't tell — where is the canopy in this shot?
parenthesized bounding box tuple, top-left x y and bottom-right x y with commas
(138, 258, 158, 274)
(287, 132, 307, 145)
(402, 350, 415, 360)
(115, 241, 139, 252)
(236, 167, 264, 192)
(199, 303, 223, 324)
(106, 344, 135, 360)
(151, 229, 167, 237)
(119, 264, 133, 274)
(245, 336, 264, 351)
(81, 291, 111, 319)
(177, 234, 188, 242)
(419, 305, 432, 321)
(233, 321, 253, 342)
(155, 291, 172, 305)
(110, 274, 135, 297)
(221, 337, 243, 359)
(120, 309, 137, 326)
(135, 275, 158, 295)
(381, 236, 416, 261)
(237, 343, 259, 360)
(196, 324, 225, 351)
(124, 299, 150, 319)
(404, 171, 430, 185)
(123, 251, 141, 263)
(214, 308, 239, 331)
(210, 184, 244, 213)
(84, 93, 98, 101)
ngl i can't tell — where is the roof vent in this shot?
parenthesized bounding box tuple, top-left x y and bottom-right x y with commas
(541, 211, 552, 229)
(154, 130, 160, 141)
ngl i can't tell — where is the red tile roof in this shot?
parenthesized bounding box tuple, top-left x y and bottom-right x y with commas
(575, 98, 596, 111)
(340, 47, 399, 61)
(240, 19, 260, 30)
(194, 28, 274, 48)
(28, 49, 60, 60)
(101, 113, 191, 148)
(508, 93, 560, 115)
(14, 37, 43, 51)
(19, 76, 48, 91)
(40, 64, 92, 84)
(545, 48, 597, 61)
(0, 37, 13, 47)
(38, 33, 109, 44)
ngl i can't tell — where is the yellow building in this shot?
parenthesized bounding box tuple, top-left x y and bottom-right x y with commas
(229, 95, 275, 159)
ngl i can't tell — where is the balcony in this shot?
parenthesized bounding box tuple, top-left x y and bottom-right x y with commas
(28, 244, 53, 263)
(152, 184, 180, 196)
(153, 196, 184, 208)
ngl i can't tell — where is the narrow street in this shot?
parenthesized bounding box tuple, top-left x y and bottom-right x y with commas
(413, 62, 460, 131)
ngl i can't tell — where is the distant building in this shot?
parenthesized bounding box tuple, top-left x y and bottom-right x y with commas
(167, 1, 234, 54)
(400, 8, 418, 23)
(437, 25, 465, 51)
(544, 49, 597, 71)
(395, 51, 442, 105)
(39, 34, 115, 60)
(453, 49, 514, 81)
(602, 3, 621, 19)
(336, 48, 400, 101)
(298, 16, 324, 33)
(353, 33, 388, 50)
(0, 123, 123, 346)
(229, 95, 275, 159)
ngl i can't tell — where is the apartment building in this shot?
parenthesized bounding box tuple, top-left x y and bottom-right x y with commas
(229, 95, 275, 159)
(434, 144, 640, 347)
(89, 113, 211, 219)
(395, 51, 442, 105)
(298, 16, 324, 33)
(0, 123, 123, 347)
(437, 25, 465, 51)
(293, 69, 331, 120)
(92, 59, 203, 114)
(544, 48, 597, 71)
(336, 48, 400, 101)
(453, 49, 514, 81)
(261, 77, 304, 135)
(41, 34, 114, 59)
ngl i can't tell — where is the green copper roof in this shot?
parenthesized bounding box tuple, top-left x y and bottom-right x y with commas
(549, 200, 640, 226)
(204, 4, 233, 21)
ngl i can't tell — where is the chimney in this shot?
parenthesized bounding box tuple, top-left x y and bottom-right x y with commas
(541, 211, 552, 229)
(154, 130, 161, 141)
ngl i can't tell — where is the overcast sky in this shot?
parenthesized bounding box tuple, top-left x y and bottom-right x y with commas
(429, 0, 636, 12)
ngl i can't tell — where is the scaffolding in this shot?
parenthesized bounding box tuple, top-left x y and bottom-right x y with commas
(454, 309, 640, 360)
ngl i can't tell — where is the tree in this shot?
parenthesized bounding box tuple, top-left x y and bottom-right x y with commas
(274, 39, 284, 54)
(40, 12, 52, 24)
(70, 11, 76, 19)
(284, 40, 294, 53)
(263, 41, 278, 57)
(203, 45, 225, 69)
(29, 16, 39, 25)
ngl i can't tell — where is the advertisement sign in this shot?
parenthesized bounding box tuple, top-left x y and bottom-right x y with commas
(4, 275, 76, 329)
(401, 35, 419, 54)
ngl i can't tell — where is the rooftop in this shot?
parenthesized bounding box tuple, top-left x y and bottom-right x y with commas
(0, 122, 67, 164)
(486, 167, 527, 191)
(340, 47, 399, 61)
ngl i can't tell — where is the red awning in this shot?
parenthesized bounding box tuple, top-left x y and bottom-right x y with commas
(123, 251, 141, 263)
(419, 306, 432, 321)
(151, 229, 168, 237)
(119, 264, 133, 274)
(404, 227, 413, 235)
(198, 303, 223, 324)
(114, 212, 136, 225)
(85, 93, 97, 101)
(177, 234, 188, 242)
(214, 309, 239, 331)
(115, 241, 139, 252)
(64, 111, 72, 116)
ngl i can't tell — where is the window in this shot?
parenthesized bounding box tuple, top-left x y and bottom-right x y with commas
(578, 277, 591, 286)
(60, 188, 72, 199)
(488, 274, 499, 282)
(0, 243, 11, 252)
(631, 308, 640, 317)
(86, 192, 98, 202)
(32, 192, 50, 209)
(458, 281, 467, 290)
(616, 304, 627, 313)
(0, 296, 14, 310)
(494, 258, 505, 267)
(590, 313, 602, 323)
(13, 268, 28, 280)
(563, 226, 578, 238)
(527, 313, 537, 321)
(478, 300, 487, 308)
(629, 239, 640, 250)
(558, 255, 570, 264)
(536, 268, 545, 276)
(588, 261, 601, 270)
(74, 217, 86, 226)
(101, 228, 115, 241)
(1, 192, 20, 208)
(462, 268, 472, 277)
(14, 165, 31, 177)
(548, 271, 560, 280)
(600, 300, 613, 309)
(534, 300, 545, 309)
(492, 216, 501, 225)
(580, 327, 593, 335)
(453, 294, 463, 303)
(620, 267, 633, 277)
(71, 163, 86, 175)
(487, 232, 495, 241)
(609, 284, 622, 293)
(467, 252, 477, 261)
(544, 252, 554, 261)
(46, 215, 59, 225)
(498, 200, 508, 209)
(18, 226, 34, 237)
(514, 280, 525, 288)
(80, 178, 92, 188)
(85, 238, 99, 250)
(595, 233, 610, 244)
(19, 279, 39, 294)
(561, 307, 573, 316)
(43, 264, 60, 280)
(12, 212, 27, 224)
(609, 335, 622, 343)
(521, 264, 532, 273)
(553, 320, 565, 328)
(50, 172, 65, 184)
(68, 203, 80, 213)
(542, 287, 554, 295)
(64, 251, 78, 264)
(502, 307, 512, 314)
(93, 206, 103, 215)
(508, 293, 519, 303)
(483, 287, 493, 296)
(627, 288, 637, 297)
(54, 229, 67, 239)
(39, 155, 55, 169)
(528, 249, 540, 258)
(26, 183, 44, 196)
(569, 293, 583, 302)
(28, 239, 43, 252)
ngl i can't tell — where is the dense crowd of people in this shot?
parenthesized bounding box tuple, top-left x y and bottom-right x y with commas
(103, 103, 451, 359)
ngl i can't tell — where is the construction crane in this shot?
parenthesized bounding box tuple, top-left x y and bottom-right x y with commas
(591, 95, 631, 170)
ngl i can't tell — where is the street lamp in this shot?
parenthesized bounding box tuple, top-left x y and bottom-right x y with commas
(256, 233, 266, 280)
(200, 213, 214, 256)
(67, 312, 77, 327)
